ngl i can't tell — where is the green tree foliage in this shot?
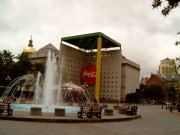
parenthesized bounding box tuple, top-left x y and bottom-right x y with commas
(0, 50, 14, 66)
(0, 50, 15, 87)
(11, 53, 45, 79)
(167, 59, 178, 74)
(33, 62, 45, 75)
(175, 32, 180, 45)
(168, 58, 180, 74)
(136, 85, 146, 102)
(152, 0, 180, 16)
(10, 53, 33, 79)
(152, 0, 180, 45)
(0, 50, 46, 89)
(163, 83, 175, 101)
(144, 85, 164, 102)
(173, 82, 180, 103)
(126, 93, 140, 103)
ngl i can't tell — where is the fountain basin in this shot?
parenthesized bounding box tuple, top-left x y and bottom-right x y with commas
(12, 104, 80, 113)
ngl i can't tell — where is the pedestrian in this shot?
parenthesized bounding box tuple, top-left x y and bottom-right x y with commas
(170, 105, 173, 113)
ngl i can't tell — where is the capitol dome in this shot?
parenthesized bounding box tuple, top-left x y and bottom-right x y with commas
(23, 46, 36, 53)
(23, 36, 36, 53)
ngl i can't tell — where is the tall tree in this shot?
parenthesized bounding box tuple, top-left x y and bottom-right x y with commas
(144, 84, 164, 102)
(11, 53, 33, 79)
(152, 0, 180, 16)
(0, 50, 15, 87)
(163, 82, 174, 101)
(173, 82, 180, 103)
(167, 58, 179, 74)
(152, 0, 180, 45)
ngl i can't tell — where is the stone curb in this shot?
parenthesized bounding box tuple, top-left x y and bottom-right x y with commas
(0, 115, 141, 123)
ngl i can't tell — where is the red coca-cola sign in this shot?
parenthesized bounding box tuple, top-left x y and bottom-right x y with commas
(81, 65, 96, 84)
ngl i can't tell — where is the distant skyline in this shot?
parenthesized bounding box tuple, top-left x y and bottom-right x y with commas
(0, 0, 180, 77)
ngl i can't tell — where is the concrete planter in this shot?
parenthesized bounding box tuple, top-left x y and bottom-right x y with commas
(118, 108, 127, 114)
(54, 108, 65, 116)
(104, 109, 113, 116)
(30, 107, 42, 116)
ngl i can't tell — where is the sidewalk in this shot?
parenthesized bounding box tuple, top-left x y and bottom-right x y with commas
(0, 105, 179, 135)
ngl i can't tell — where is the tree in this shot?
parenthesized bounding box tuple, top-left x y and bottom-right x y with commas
(163, 82, 174, 101)
(167, 58, 178, 74)
(144, 85, 164, 102)
(126, 93, 140, 103)
(175, 32, 180, 45)
(167, 57, 180, 74)
(152, 0, 180, 16)
(32, 62, 45, 75)
(173, 82, 180, 103)
(10, 53, 33, 79)
(152, 0, 180, 45)
(0, 50, 15, 88)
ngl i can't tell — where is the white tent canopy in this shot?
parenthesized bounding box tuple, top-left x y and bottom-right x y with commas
(62, 82, 85, 92)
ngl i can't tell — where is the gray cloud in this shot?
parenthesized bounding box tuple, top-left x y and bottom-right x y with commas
(0, 0, 180, 77)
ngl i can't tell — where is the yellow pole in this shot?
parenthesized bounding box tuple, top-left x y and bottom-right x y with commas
(95, 36, 102, 103)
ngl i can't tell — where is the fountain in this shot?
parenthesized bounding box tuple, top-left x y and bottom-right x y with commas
(43, 50, 58, 107)
(0, 50, 91, 113)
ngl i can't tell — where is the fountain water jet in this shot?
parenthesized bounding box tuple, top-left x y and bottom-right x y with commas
(0, 50, 92, 113)
(43, 50, 58, 107)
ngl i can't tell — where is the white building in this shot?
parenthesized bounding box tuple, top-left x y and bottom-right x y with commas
(23, 36, 59, 64)
(23, 33, 140, 102)
(158, 58, 175, 74)
(60, 32, 140, 102)
(28, 43, 59, 64)
(121, 56, 140, 102)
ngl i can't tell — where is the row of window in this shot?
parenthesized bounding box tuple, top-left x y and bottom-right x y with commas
(86, 53, 119, 58)
(101, 90, 118, 93)
(103, 95, 118, 97)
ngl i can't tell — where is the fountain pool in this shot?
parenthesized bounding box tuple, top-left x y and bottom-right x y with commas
(12, 104, 80, 113)
(0, 49, 91, 113)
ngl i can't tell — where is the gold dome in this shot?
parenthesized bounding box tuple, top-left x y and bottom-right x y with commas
(23, 46, 36, 53)
(23, 35, 36, 53)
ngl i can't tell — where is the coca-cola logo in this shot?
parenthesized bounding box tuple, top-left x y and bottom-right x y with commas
(82, 71, 96, 78)
(81, 65, 96, 84)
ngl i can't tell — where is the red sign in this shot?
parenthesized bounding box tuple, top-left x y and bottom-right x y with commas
(81, 65, 96, 84)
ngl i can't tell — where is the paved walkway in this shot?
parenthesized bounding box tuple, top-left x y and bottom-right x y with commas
(0, 105, 180, 135)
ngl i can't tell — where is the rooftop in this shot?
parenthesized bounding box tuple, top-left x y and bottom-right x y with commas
(61, 32, 121, 50)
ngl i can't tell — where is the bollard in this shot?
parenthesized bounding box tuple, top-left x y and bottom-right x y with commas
(104, 109, 113, 116)
(54, 108, 65, 116)
(30, 107, 42, 115)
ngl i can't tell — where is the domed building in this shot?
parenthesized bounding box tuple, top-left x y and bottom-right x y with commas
(23, 36, 36, 54)
(28, 43, 59, 64)
(22, 36, 59, 64)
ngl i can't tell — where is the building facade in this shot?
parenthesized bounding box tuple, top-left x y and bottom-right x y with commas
(146, 73, 180, 87)
(28, 43, 59, 64)
(158, 58, 175, 74)
(121, 56, 140, 102)
(23, 37, 59, 64)
(24, 33, 140, 103)
(60, 33, 140, 102)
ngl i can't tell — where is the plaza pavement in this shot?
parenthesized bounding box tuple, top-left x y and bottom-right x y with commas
(0, 105, 180, 135)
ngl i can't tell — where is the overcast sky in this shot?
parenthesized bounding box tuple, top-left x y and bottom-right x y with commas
(0, 0, 180, 77)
